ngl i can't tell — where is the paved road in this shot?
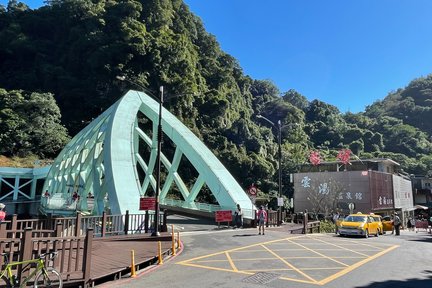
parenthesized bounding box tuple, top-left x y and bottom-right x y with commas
(98, 216, 432, 288)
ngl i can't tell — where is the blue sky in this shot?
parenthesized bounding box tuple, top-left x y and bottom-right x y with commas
(2, 0, 432, 113)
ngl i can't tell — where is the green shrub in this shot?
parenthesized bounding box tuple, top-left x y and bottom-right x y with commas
(320, 220, 336, 233)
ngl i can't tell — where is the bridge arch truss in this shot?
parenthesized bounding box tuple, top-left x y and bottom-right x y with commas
(41, 90, 254, 218)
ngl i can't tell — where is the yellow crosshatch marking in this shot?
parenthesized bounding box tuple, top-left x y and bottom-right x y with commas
(176, 235, 399, 285)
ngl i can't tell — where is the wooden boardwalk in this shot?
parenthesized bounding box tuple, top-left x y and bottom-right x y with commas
(88, 233, 173, 284)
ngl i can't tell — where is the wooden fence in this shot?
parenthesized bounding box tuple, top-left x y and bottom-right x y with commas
(0, 210, 168, 287)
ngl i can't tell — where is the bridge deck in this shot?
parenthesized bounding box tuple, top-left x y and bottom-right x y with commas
(41, 233, 173, 285)
(89, 233, 172, 283)
(84, 233, 172, 285)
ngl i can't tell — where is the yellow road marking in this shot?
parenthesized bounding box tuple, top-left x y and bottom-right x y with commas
(176, 235, 305, 265)
(261, 244, 319, 284)
(285, 238, 350, 267)
(179, 262, 254, 275)
(308, 236, 372, 257)
(225, 251, 238, 272)
(176, 234, 399, 286)
(318, 245, 399, 285)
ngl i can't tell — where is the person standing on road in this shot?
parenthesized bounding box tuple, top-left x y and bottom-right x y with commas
(393, 212, 401, 236)
(0, 203, 5, 222)
(257, 206, 267, 235)
(234, 204, 243, 228)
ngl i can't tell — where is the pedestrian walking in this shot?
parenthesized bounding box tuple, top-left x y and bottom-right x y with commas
(257, 206, 267, 235)
(0, 203, 6, 222)
(234, 204, 243, 228)
(393, 212, 401, 236)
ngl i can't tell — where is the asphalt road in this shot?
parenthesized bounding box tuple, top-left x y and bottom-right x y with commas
(98, 216, 432, 288)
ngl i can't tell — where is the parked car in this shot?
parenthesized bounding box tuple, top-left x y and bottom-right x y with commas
(338, 213, 380, 238)
(370, 214, 384, 235)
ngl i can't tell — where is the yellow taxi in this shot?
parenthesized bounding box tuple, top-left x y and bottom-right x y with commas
(370, 214, 384, 235)
(338, 213, 380, 238)
(381, 215, 394, 233)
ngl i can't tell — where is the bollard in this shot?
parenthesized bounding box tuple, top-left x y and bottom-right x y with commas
(131, 250, 136, 278)
(158, 241, 163, 265)
(171, 225, 176, 256)
(177, 231, 180, 249)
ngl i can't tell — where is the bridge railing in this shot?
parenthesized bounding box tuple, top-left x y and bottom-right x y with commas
(0, 210, 167, 238)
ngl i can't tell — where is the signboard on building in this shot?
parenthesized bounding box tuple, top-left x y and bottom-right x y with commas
(370, 172, 394, 211)
(392, 175, 413, 210)
(293, 171, 371, 214)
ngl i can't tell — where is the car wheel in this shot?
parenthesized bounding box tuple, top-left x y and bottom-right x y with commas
(364, 229, 369, 238)
(376, 229, 380, 237)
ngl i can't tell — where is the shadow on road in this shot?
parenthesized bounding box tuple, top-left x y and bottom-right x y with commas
(354, 272, 432, 288)
(232, 234, 260, 237)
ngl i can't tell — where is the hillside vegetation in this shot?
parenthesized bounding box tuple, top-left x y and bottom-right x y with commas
(0, 0, 431, 198)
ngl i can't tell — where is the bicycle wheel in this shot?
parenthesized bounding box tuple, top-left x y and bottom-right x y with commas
(34, 268, 62, 288)
(0, 276, 12, 288)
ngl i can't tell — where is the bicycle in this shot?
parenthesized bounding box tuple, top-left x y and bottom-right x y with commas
(0, 251, 62, 287)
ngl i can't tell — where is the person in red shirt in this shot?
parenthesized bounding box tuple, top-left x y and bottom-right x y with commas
(0, 203, 6, 222)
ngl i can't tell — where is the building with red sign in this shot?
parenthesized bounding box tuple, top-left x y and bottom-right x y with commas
(293, 159, 414, 221)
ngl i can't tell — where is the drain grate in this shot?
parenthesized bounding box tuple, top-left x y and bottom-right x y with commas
(242, 272, 280, 285)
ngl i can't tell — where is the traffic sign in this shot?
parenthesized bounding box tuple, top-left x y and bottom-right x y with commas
(248, 184, 257, 196)
(277, 197, 284, 207)
(348, 202, 355, 213)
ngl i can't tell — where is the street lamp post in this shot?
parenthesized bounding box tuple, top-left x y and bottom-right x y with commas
(257, 115, 282, 226)
(152, 86, 163, 236)
(277, 119, 282, 225)
(116, 76, 163, 236)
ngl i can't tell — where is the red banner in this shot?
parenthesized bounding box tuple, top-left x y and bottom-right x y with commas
(139, 197, 156, 210)
(215, 210, 232, 222)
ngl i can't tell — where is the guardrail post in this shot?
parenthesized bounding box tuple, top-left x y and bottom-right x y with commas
(11, 214, 18, 232)
(83, 228, 94, 287)
(303, 213, 308, 235)
(47, 213, 53, 230)
(54, 222, 63, 237)
(101, 211, 107, 238)
(0, 222, 7, 238)
(144, 210, 149, 233)
(161, 209, 167, 232)
(124, 210, 130, 235)
(18, 228, 33, 282)
(75, 212, 82, 237)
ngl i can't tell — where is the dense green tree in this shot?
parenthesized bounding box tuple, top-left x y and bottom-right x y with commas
(0, 89, 69, 157)
(0, 0, 431, 194)
(282, 89, 309, 111)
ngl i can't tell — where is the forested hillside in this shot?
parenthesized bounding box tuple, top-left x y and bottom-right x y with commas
(0, 0, 431, 201)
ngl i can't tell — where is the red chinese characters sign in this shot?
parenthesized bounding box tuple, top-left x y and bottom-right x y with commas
(215, 210, 232, 223)
(139, 197, 156, 210)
